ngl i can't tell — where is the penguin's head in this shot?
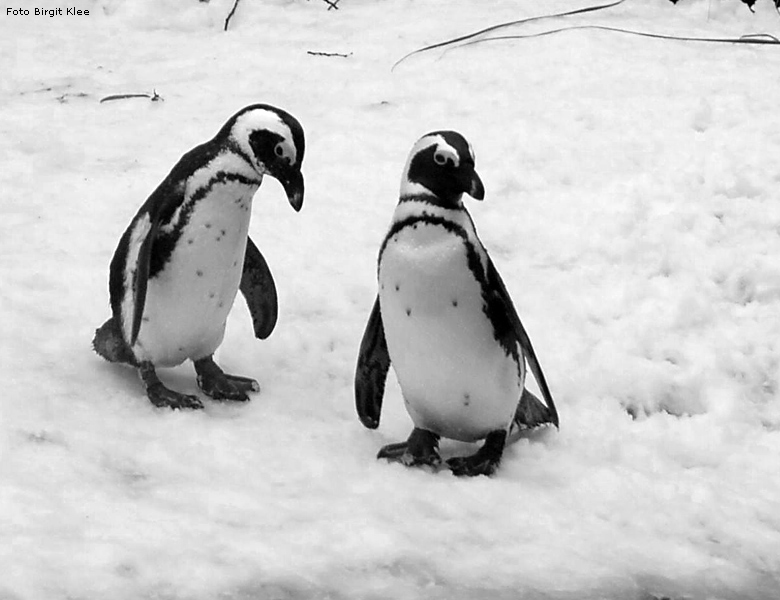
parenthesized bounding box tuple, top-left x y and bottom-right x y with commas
(225, 104, 306, 211)
(400, 131, 484, 206)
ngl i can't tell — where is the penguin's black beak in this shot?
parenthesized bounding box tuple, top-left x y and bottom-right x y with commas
(280, 169, 304, 212)
(459, 165, 484, 201)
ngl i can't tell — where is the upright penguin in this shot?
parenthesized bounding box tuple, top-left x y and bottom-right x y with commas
(355, 131, 558, 476)
(93, 104, 305, 410)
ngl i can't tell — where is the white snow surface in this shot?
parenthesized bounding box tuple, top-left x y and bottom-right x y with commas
(2, 0, 780, 598)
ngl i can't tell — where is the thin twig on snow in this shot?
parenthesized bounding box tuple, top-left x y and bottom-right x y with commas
(224, 0, 241, 31)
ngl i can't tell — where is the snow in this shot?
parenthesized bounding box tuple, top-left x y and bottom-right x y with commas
(1, 0, 780, 598)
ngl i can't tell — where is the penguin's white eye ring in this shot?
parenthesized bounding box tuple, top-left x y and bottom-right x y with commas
(433, 152, 447, 166)
(274, 143, 285, 158)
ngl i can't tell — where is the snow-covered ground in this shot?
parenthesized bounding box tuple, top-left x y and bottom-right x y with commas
(2, 0, 780, 598)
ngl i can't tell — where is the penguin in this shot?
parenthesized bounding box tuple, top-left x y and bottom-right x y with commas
(355, 131, 558, 476)
(93, 104, 305, 410)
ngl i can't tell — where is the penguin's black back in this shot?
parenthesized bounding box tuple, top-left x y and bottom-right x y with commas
(107, 138, 222, 325)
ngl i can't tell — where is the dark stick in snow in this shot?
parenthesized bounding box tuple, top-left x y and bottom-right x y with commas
(224, 0, 241, 32)
(307, 51, 352, 58)
(99, 91, 164, 104)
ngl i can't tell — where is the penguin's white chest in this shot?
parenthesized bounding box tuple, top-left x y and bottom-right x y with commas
(378, 222, 523, 442)
(133, 182, 257, 367)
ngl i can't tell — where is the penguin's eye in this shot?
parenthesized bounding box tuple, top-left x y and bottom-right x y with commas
(274, 143, 285, 158)
(433, 152, 448, 166)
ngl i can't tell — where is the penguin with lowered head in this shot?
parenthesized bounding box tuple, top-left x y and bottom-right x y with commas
(93, 104, 305, 410)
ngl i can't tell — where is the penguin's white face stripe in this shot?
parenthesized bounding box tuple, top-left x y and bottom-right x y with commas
(400, 137, 436, 196)
(431, 137, 460, 168)
(273, 140, 295, 165)
(121, 212, 152, 343)
(408, 134, 459, 166)
(399, 134, 462, 197)
(231, 109, 298, 173)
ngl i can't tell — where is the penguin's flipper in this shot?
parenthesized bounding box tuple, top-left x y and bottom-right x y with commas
(109, 180, 183, 347)
(240, 236, 278, 340)
(128, 220, 158, 346)
(355, 296, 391, 429)
(486, 257, 559, 429)
(110, 211, 159, 347)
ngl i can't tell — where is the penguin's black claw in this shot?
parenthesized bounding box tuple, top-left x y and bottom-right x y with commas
(194, 356, 257, 402)
(147, 383, 204, 410)
(378, 428, 441, 468)
(447, 429, 506, 477)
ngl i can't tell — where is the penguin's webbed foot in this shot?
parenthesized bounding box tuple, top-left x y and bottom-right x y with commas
(378, 428, 441, 468)
(147, 383, 204, 410)
(194, 356, 259, 402)
(447, 430, 506, 477)
(138, 362, 203, 410)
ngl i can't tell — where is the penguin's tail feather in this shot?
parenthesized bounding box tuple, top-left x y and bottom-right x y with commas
(92, 317, 137, 366)
(507, 388, 557, 444)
